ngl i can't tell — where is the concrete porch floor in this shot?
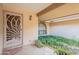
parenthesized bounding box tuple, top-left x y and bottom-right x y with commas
(16, 45, 56, 55)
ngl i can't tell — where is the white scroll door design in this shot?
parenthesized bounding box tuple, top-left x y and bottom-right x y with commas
(3, 11, 23, 49)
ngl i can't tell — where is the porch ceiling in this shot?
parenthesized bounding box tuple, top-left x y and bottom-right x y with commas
(17, 3, 52, 13)
(2, 3, 52, 13)
(39, 3, 79, 21)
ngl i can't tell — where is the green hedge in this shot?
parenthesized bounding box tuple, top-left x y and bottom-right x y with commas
(38, 35, 79, 47)
(38, 35, 79, 55)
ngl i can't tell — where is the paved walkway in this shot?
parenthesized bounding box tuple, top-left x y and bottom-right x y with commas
(16, 45, 56, 55)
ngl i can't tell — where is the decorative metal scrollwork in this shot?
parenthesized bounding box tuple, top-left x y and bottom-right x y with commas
(6, 14, 21, 41)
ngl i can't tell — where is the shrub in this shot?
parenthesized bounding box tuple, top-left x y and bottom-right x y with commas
(55, 47, 74, 55)
(35, 40, 45, 48)
(38, 35, 79, 55)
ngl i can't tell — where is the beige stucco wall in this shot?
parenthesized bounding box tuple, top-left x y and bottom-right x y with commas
(0, 4, 38, 54)
(0, 4, 3, 54)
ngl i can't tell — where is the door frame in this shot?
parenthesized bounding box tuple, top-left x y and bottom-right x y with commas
(3, 10, 23, 52)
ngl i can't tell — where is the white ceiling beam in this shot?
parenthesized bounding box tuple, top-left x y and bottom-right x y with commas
(45, 13, 79, 22)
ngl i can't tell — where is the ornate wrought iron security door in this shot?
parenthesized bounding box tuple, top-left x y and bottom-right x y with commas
(3, 11, 23, 54)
